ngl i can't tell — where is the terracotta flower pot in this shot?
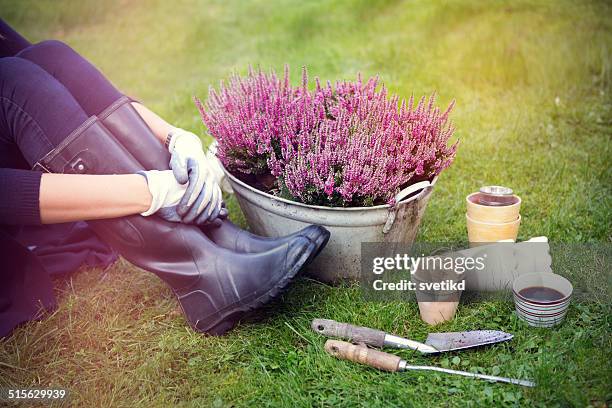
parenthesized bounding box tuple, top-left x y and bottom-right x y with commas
(466, 213, 521, 245)
(417, 301, 460, 325)
(466, 192, 521, 223)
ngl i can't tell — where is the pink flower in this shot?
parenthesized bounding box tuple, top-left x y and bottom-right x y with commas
(324, 172, 335, 196)
(194, 66, 458, 207)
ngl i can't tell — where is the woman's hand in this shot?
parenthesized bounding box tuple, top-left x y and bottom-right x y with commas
(167, 128, 226, 224)
(137, 170, 186, 222)
(129, 103, 227, 224)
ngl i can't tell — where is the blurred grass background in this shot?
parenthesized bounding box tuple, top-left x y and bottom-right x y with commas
(0, 0, 610, 406)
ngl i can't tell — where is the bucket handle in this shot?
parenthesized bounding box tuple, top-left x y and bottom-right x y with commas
(394, 180, 433, 204)
(382, 180, 434, 234)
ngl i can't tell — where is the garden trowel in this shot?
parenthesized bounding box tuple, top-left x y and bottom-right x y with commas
(324, 340, 535, 387)
(311, 319, 512, 354)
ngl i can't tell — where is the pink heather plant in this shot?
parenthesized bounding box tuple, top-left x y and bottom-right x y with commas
(195, 67, 458, 207)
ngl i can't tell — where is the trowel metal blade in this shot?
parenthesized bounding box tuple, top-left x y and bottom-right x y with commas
(425, 330, 513, 352)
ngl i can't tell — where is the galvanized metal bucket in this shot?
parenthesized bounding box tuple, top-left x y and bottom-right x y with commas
(223, 167, 437, 282)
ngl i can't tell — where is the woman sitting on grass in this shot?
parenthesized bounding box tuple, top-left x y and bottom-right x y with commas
(0, 19, 329, 338)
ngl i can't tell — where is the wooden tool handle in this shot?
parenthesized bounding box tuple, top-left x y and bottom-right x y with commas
(312, 319, 386, 348)
(324, 340, 402, 372)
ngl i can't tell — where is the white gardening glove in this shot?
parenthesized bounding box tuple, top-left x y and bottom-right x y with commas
(138, 170, 187, 222)
(206, 140, 233, 194)
(167, 127, 226, 224)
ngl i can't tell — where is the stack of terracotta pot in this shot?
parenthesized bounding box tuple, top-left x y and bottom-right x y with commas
(466, 186, 521, 245)
(419, 186, 523, 326)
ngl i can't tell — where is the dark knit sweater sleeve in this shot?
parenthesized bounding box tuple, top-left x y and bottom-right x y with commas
(0, 168, 41, 225)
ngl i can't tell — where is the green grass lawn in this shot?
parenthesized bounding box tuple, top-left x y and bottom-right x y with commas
(1, 0, 611, 406)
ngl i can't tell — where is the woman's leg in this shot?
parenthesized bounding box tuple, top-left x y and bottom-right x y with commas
(0, 57, 88, 166)
(16, 40, 123, 116)
(0, 56, 321, 336)
(16, 41, 170, 170)
(0, 19, 31, 57)
(12, 41, 330, 255)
